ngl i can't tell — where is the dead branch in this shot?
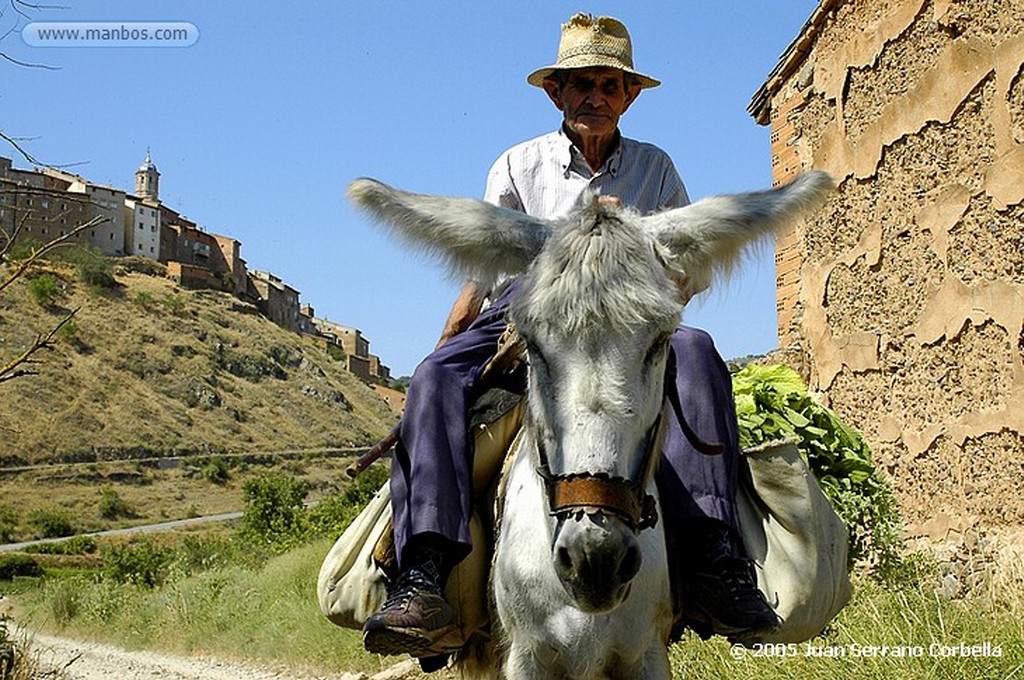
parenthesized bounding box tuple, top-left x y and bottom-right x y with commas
(0, 305, 77, 383)
(0, 214, 108, 295)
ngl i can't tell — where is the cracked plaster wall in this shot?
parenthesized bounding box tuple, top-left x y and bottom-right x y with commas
(768, 0, 1024, 533)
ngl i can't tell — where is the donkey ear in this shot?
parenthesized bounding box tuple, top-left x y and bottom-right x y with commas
(348, 179, 551, 289)
(642, 171, 833, 295)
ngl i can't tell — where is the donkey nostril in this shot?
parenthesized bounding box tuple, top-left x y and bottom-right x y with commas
(557, 546, 573, 571)
(618, 544, 642, 581)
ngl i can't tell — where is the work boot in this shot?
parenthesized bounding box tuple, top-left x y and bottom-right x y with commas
(673, 522, 779, 642)
(362, 566, 458, 657)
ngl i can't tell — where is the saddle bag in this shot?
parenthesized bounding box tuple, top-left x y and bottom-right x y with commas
(735, 439, 853, 643)
(315, 402, 524, 649)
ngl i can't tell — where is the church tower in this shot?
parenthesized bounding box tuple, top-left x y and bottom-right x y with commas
(135, 150, 160, 200)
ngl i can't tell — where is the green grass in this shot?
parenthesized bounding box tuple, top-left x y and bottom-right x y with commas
(670, 572, 1024, 679)
(11, 536, 1023, 679)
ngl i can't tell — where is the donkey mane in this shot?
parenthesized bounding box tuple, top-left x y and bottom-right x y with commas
(511, 196, 681, 342)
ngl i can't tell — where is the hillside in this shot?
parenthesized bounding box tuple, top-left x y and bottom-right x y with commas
(0, 258, 398, 466)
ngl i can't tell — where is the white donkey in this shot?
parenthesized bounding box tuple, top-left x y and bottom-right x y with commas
(348, 172, 832, 679)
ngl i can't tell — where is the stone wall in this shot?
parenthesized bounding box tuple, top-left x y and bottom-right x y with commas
(757, 0, 1024, 534)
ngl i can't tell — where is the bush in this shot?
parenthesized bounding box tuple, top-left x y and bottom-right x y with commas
(98, 487, 137, 520)
(26, 508, 74, 539)
(24, 535, 96, 555)
(326, 343, 346, 362)
(201, 457, 230, 485)
(305, 465, 389, 540)
(732, 364, 904, 578)
(0, 555, 42, 581)
(101, 537, 173, 587)
(0, 507, 18, 544)
(26, 273, 60, 307)
(163, 292, 187, 316)
(133, 291, 156, 311)
(238, 473, 309, 554)
(57, 316, 88, 353)
(57, 245, 115, 289)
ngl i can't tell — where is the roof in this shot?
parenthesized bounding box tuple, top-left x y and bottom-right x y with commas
(748, 1, 834, 125)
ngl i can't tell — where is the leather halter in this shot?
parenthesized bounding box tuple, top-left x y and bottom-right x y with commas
(534, 346, 725, 533)
(536, 412, 663, 533)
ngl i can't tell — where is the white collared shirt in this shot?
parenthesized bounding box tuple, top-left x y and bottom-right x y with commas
(484, 127, 690, 219)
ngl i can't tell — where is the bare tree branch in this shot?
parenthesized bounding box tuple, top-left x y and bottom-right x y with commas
(0, 129, 45, 165)
(0, 50, 61, 70)
(0, 305, 77, 383)
(0, 213, 108, 296)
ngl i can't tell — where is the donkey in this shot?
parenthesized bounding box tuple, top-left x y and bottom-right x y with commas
(348, 171, 833, 679)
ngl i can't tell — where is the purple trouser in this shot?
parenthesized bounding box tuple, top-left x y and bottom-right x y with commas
(390, 290, 738, 568)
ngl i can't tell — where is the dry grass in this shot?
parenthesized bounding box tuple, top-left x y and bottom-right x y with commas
(0, 262, 398, 466)
(0, 454, 364, 542)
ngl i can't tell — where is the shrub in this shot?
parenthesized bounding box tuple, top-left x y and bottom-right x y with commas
(163, 292, 187, 315)
(0, 555, 42, 581)
(98, 487, 137, 520)
(57, 317, 85, 350)
(26, 273, 60, 307)
(326, 343, 346, 362)
(0, 507, 18, 544)
(24, 535, 96, 555)
(101, 537, 173, 587)
(201, 457, 230, 485)
(306, 464, 389, 540)
(133, 291, 156, 311)
(26, 508, 74, 539)
(238, 473, 309, 554)
(57, 245, 115, 289)
(732, 364, 905, 578)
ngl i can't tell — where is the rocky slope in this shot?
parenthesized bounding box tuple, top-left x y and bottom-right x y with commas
(0, 259, 397, 465)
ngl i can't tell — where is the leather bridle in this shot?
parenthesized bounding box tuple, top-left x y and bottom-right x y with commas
(534, 346, 724, 534)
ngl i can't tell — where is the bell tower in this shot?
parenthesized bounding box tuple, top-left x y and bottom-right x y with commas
(135, 149, 160, 200)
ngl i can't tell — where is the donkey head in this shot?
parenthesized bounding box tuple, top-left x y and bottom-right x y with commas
(349, 172, 832, 612)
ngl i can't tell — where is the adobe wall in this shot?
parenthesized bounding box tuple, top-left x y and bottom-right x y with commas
(768, 0, 1024, 535)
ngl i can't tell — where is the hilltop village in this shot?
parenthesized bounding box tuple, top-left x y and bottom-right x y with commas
(0, 153, 400, 402)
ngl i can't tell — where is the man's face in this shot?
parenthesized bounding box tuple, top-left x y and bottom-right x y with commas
(543, 67, 641, 140)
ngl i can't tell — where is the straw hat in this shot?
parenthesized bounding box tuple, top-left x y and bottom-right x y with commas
(527, 13, 660, 89)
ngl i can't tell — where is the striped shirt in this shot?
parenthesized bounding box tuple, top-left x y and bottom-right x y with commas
(484, 127, 690, 219)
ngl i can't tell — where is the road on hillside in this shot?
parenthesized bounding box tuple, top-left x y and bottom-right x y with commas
(0, 511, 244, 554)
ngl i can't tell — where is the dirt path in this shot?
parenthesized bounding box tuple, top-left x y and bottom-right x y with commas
(21, 629, 423, 680)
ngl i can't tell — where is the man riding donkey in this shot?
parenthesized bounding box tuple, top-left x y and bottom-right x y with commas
(362, 12, 780, 659)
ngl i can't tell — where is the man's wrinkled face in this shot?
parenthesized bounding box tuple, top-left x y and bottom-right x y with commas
(543, 67, 641, 140)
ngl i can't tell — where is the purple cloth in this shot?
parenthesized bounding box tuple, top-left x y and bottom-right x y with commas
(656, 327, 739, 529)
(390, 289, 738, 568)
(390, 286, 514, 567)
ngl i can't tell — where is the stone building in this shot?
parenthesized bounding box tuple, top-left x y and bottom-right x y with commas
(1, 161, 126, 255)
(248, 269, 301, 332)
(750, 0, 1024, 533)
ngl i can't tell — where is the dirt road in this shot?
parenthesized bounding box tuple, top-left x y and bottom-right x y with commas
(22, 629, 423, 680)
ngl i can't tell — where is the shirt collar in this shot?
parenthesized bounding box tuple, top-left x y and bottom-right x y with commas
(557, 126, 623, 179)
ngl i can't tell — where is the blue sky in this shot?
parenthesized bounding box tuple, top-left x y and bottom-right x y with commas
(3, 1, 816, 377)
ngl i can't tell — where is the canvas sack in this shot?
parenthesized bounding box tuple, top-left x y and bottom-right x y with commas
(316, 404, 523, 647)
(735, 440, 853, 643)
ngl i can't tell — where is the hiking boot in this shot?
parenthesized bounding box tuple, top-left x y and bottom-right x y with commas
(674, 523, 779, 642)
(362, 567, 458, 657)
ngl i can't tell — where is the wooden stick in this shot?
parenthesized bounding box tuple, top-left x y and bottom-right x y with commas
(345, 424, 400, 478)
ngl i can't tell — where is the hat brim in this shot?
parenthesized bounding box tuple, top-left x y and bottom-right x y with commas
(527, 59, 660, 89)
